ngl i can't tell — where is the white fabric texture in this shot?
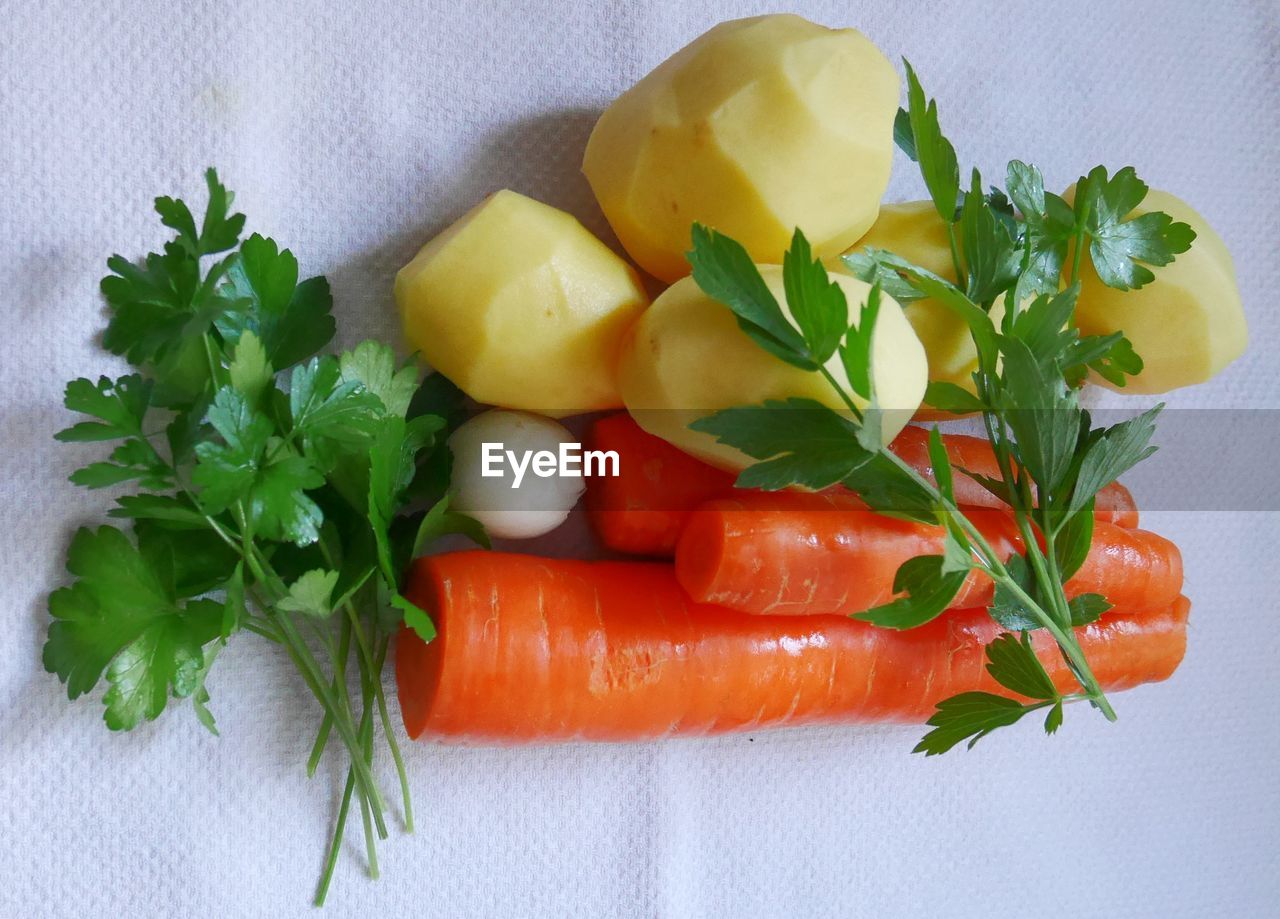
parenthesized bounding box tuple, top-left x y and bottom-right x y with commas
(2, 1, 1278, 916)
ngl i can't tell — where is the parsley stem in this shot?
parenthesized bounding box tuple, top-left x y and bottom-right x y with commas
(813, 359, 1117, 721)
(200, 331, 227, 390)
(313, 767, 356, 907)
(319, 540, 379, 680)
(238, 532, 390, 837)
(946, 224, 966, 288)
(982, 408, 1115, 717)
(240, 617, 281, 643)
(355, 667, 381, 876)
(373, 635, 414, 833)
(1068, 212, 1090, 287)
(315, 536, 413, 832)
(307, 614, 351, 778)
(273, 609, 390, 838)
(816, 367, 865, 423)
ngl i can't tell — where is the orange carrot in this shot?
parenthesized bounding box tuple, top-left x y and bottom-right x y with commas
(888, 425, 1141, 528)
(675, 491, 1182, 617)
(395, 550, 1189, 743)
(584, 414, 1139, 556)
(584, 412, 736, 556)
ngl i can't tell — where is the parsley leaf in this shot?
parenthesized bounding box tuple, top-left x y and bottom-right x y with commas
(690, 399, 872, 491)
(984, 632, 1058, 701)
(340, 341, 418, 418)
(69, 439, 172, 490)
(368, 415, 446, 585)
(855, 555, 968, 629)
(915, 633, 1061, 755)
(278, 569, 340, 618)
(227, 330, 272, 406)
(923, 381, 987, 414)
(988, 554, 1040, 631)
(901, 59, 959, 224)
(156, 168, 245, 257)
(392, 592, 436, 643)
(192, 387, 326, 545)
(248, 456, 326, 545)
(55, 375, 152, 442)
(958, 168, 1020, 304)
(998, 337, 1079, 494)
(1074, 165, 1196, 290)
(841, 249, 928, 304)
(44, 526, 222, 730)
(840, 283, 881, 407)
(289, 355, 383, 447)
(913, 692, 1030, 755)
(686, 223, 811, 368)
(782, 228, 847, 364)
(215, 234, 336, 368)
(1006, 160, 1075, 301)
(1068, 593, 1112, 626)
(1053, 504, 1096, 581)
(892, 106, 917, 161)
(110, 494, 209, 528)
(1069, 405, 1161, 514)
(411, 495, 490, 557)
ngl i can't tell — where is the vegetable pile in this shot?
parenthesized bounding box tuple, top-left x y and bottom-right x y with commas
(46, 11, 1248, 903)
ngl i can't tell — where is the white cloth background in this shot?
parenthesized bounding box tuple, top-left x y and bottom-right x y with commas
(2, 1, 1278, 916)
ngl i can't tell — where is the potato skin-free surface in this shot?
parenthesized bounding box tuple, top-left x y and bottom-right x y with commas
(844, 200, 984, 399)
(395, 189, 649, 416)
(583, 14, 899, 283)
(1066, 187, 1247, 394)
(616, 266, 927, 471)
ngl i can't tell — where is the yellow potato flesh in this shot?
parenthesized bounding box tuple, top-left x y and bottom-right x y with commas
(843, 201, 987, 412)
(1066, 187, 1247, 394)
(395, 190, 649, 416)
(584, 14, 899, 283)
(617, 266, 927, 471)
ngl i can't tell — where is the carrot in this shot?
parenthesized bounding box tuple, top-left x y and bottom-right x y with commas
(675, 491, 1182, 617)
(887, 424, 1140, 528)
(584, 414, 1139, 556)
(395, 550, 1189, 743)
(583, 411, 736, 556)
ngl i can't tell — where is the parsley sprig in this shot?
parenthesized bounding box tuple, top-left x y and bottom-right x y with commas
(689, 62, 1191, 754)
(45, 171, 484, 902)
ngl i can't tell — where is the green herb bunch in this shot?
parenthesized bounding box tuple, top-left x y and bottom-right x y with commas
(687, 62, 1194, 754)
(44, 171, 484, 903)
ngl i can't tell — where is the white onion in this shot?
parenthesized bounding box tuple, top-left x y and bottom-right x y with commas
(447, 410, 586, 540)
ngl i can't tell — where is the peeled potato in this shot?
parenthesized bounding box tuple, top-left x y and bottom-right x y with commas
(617, 266, 927, 471)
(583, 13, 899, 283)
(395, 190, 649, 416)
(843, 201, 987, 404)
(1064, 187, 1247, 393)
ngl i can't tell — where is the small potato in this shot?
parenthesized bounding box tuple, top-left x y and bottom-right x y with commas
(395, 190, 649, 416)
(447, 410, 586, 540)
(584, 14, 899, 283)
(843, 201, 982, 404)
(1064, 187, 1247, 394)
(617, 266, 926, 471)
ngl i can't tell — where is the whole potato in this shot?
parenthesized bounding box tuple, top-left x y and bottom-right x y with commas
(843, 201, 984, 404)
(395, 190, 649, 416)
(617, 266, 927, 471)
(1064, 187, 1247, 393)
(584, 14, 899, 283)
